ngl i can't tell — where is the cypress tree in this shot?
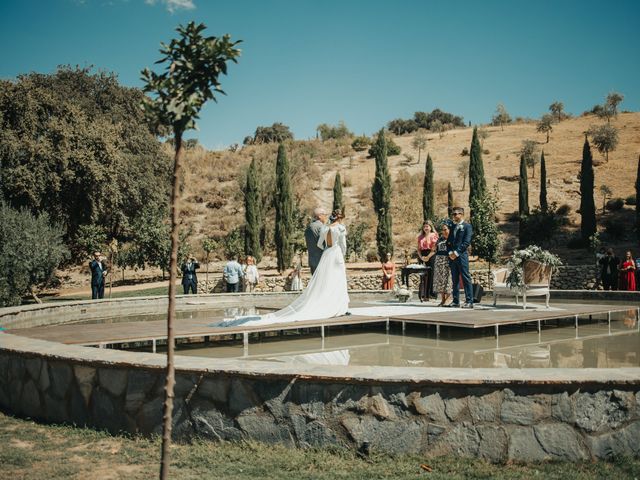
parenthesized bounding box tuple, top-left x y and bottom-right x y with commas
(447, 182, 454, 218)
(636, 155, 640, 240)
(332, 172, 343, 214)
(580, 136, 597, 241)
(422, 153, 434, 221)
(371, 128, 393, 260)
(519, 154, 529, 244)
(274, 144, 294, 272)
(244, 158, 262, 262)
(468, 126, 487, 212)
(539, 150, 548, 213)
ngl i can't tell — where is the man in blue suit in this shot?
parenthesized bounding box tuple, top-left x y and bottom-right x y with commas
(89, 251, 107, 300)
(181, 257, 200, 294)
(447, 207, 474, 308)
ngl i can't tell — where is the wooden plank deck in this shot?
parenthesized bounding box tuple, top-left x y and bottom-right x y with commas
(7, 303, 637, 348)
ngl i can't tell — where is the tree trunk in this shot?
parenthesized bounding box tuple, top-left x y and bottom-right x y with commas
(546, 132, 549, 143)
(30, 287, 42, 304)
(159, 132, 184, 480)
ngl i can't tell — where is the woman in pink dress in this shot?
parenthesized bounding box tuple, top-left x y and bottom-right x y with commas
(417, 220, 438, 301)
(619, 250, 636, 291)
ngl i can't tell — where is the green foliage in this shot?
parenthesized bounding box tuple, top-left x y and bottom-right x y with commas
(0, 203, 69, 306)
(413, 109, 465, 129)
(468, 127, 487, 211)
(411, 132, 427, 163)
(518, 155, 529, 217)
(0, 66, 172, 255)
(588, 123, 619, 162)
(549, 101, 566, 122)
(248, 122, 294, 144)
(536, 114, 554, 143)
(387, 118, 418, 135)
(539, 151, 548, 212)
(222, 227, 244, 259)
(244, 158, 262, 262)
(368, 134, 401, 158)
(371, 129, 393, 260)
(346, 222, 368, 261)
(470, 187, 501, 265)
(599, 184, 612, 214)
(422, 154, 434, 221)
(75, 224, 108, 258)
(332, 172, 343, 214)
(520, 139, 538, 177)
(580, 137, 597, 241)
(317, 121, 353, 141)
(351, 135, 370, 151)
(491, 103, 512, 130)
(625, 195, 636, 206)
(604, 217, 625, 240)
(274, 144, 295, 271)
(606, 197, 625, 211)
(505, 245, 562, 289)
(519, 204, 567, 245)
(201, 237, 217, 260)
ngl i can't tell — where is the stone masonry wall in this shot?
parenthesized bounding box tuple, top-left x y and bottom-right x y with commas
(198, 265, 597, 293)
(1, 350, 638, 463)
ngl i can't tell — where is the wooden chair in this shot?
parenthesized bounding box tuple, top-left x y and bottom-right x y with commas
(492, 260, 553, 309)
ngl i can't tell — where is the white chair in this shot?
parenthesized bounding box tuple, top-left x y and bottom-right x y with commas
(492, 260, 553, 309)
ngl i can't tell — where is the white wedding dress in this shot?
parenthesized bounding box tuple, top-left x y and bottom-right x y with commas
(216, 224, 350, 327)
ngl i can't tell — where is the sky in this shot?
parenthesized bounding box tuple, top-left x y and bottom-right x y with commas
(1, 0, 639, 150)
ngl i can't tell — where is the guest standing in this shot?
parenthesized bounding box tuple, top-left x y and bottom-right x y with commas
(619, 251, 636, 291)
(288, 263, 303, 291)
(89, 251, 107, 300)
(433, 223, 453, 306)
(181, 256, 200, 294)
(447, 207, 474, 308)
(599, 248, 620, 291)
(223, 254, 244, 293)
(244, 256, 260, 292)
(417, 220, 438, 300)
(381, 252, 396, 290)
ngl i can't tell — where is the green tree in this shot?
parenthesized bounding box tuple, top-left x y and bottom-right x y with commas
(75, 224, 108, 258)
(478, 127, 490, 147)
(422, 153, 434, 221)
(250, 122, 294, 144)
(518, 154, 529, 244)
(371, 129, 393, 260)
(274, 144, 294, 272)
(140, 21, 241, 479)
(536, 114, 554, 143)
(470, 187, 501, 281)
(599, 184, 612, 215)
(549, 101, 565, 122)
(539, 151, 548, 213)
(491, 103, 511, 131)
(332, 172, 343, 214)
(588, 124, 619, 162)
(605, 92, 624, 119)
(411, 132, 427, 164)
(458, 160, 469, 191)
(351, 135, 370, 152)
(346, 222, 368, 261)
(468, 127, 487, 211)
(317, 121, 353, 141)
(520, 139, 538, 178)
(580, 136, 597, 242)
(447, 182, 454, 218)
(368, 133, 401, 158)
(244, 158, 262, 262)
(0, 66, 171, 254)
(0, 203, 69, 306)
(201, 237, 217, 285)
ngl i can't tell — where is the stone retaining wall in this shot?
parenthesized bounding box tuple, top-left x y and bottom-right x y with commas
(199, 265, 598, 293)
(1, 334, 639, 463)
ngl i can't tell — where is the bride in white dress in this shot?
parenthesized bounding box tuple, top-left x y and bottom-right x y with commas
(216, 210, 350, 327)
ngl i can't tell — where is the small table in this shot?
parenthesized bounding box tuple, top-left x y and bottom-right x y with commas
(401, 264, 429, 287)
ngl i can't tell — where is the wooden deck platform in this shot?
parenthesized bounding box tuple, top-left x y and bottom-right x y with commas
(7, 302, 639, 351)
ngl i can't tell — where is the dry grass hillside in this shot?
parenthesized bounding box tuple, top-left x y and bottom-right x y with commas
(181, 112, 640, 265)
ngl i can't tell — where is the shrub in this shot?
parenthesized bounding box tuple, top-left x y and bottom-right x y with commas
(567, 234, 587, 249)
(605, 197, 624, 211)
(495, 154, 501, 161)
(519, 206, 562, 244)
(368, 136, 401, 158)
(351, 135, 370, 151)
(483, 149, 490, 155)
(626, 195, 637, 206)
(365, 249, 379, 262)
(460, 147, 469, 156)
(556, 204, 571, 216)
(506, 211, 520, 222)
(604, 218, 625, 239)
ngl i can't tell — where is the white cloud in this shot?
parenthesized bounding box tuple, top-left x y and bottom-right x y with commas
(145, 0, 196, 13)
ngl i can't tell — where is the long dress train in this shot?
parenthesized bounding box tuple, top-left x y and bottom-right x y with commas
(215, 224, 349, 327)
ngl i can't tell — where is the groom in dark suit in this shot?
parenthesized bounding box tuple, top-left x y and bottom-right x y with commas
(447, 207, 474, 308)
(89, 251, 107, 300)
(304, 207, 328, 275)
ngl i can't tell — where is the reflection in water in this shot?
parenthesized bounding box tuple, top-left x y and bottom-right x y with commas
(177, 313, 640, 369)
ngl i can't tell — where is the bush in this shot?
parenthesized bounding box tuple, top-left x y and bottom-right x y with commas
(495, 154, 501, 161)
(605, 197, 625, 211)
(519, 207, 562, 244)
(351, 135, 370, 152)
(556, 204, 571, 216)
(567, 234, 587, 249)
(368, 137, 401, 158)
(460, 147, 469, 156)
(483, 149, 490, 155)
(625, 195, 636, 206)
(604, 218, 625, 239)
(365, 249, 380, 262)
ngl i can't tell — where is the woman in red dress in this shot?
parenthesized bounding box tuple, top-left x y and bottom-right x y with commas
(381, 252, 396, 290)
(619, 250, 636, 291)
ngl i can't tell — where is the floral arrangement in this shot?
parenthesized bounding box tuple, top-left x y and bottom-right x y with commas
(505, 245, 562, 289)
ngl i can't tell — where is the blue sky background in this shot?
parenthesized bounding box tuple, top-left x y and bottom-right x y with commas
(1, 0, 639, 149)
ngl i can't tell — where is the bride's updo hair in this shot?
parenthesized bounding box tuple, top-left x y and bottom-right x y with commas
(329, 209, 344, 223)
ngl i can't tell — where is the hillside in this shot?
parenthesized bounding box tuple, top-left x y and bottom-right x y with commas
(181, 112, 640, 265)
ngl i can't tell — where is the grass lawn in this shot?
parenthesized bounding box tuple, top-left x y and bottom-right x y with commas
(1, 412, 638, 479)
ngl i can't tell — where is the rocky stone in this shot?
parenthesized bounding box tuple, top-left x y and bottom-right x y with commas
(44, 390, 69, 424)
(98, 368, 128, 398)
(48, 361, 73, 399)
(412, 392, 448, 424)
(292, 382, 324, 405)
(237, 413, 293, 446)
(74, 365, 96, 407)
(327, 384, 370, 411)
(477, 425, 508, 463)
(92, 386, 124, 433)
(38, 361, 50, 392)
(136, 395, 164, 435)
(468, 391, 501, 423)
(367, 394, 394, 420)
(8, 356, 25, 383)
(300, 420, 341, 448)
(426, 423, 446, 444)
(228, 378, 262, 416)
(0, 355, 9, 385)
(340, 415, 424, 454)
(575, 391, 630, 433)
(8, 378, 23, 407)
(507, 426, 548, 462)
(500, 390, 548, 425)
(444, 397, 468, 421)
(21, 379, 42, 418)
(174, 373, 198, 398)
(171, 398, 194, 441)
(69, 382, 90, 427)
(533, 424, 589, 461)
(125, 369, 159, 414)
(551, 391, 575, 423)
(191, 398, 242, 441)
(586, 421, 640, 460)
(431, 423, 480, 457)
(197, 376, 230, 404)
(24, 357, 42, 382)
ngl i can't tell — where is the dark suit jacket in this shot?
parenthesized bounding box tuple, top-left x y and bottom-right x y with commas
(447, 221, 473, 258)
(304, 219, 325, 270)
(599, 255, 619, 277)
(181, 261, 200, 285)
(89, 259, 106, 286)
